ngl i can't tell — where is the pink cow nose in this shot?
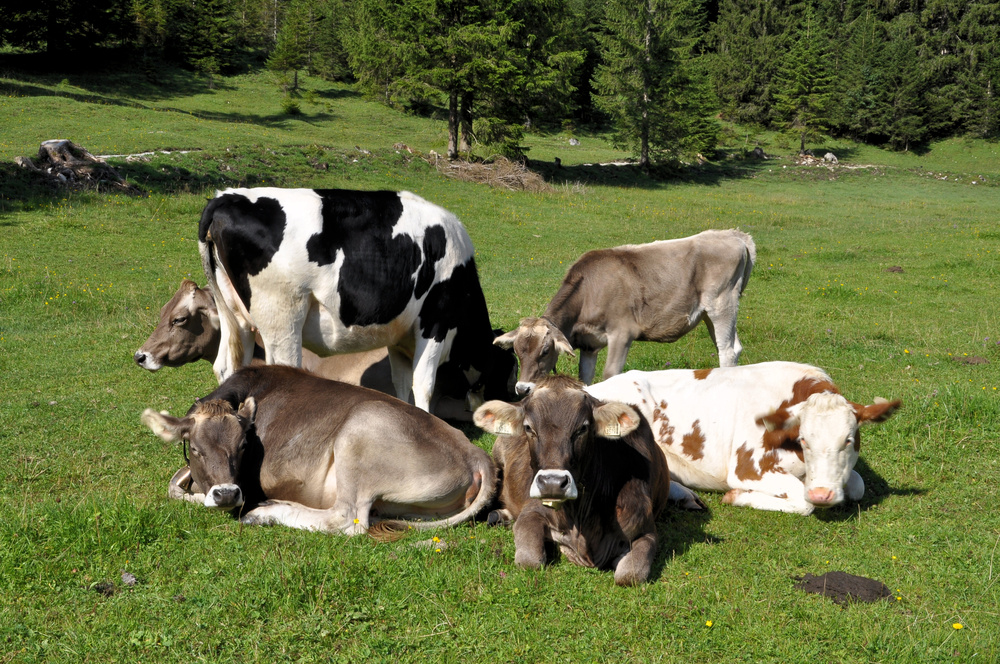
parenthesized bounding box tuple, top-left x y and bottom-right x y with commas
(807, 487, 835, 506)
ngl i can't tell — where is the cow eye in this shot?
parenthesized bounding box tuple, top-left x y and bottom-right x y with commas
(523, 423, 534, 436)
(573, 423, 589, 439)
(189, 446, 201, 457)
(799, 437, 809, 449)
(171, 316, 188, 326)
(539, 346, 550, 357)
(845, 437, 855, 448)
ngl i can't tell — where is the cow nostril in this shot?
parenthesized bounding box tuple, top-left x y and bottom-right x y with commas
(134, 351, 146, 364)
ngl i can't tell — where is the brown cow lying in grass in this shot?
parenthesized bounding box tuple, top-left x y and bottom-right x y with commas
(473, 375, 670, 585)
(134, 279, 479, 421)
(142, 366, 497, 534)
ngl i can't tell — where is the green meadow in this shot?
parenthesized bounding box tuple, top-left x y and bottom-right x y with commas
(1, 69, 999, 662)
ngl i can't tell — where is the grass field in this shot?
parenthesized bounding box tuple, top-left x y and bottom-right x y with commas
(2, 67, 1000, 662)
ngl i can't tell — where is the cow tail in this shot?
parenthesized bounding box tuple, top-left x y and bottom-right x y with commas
(737, 230, 756, 295)
(367, 455, 498, 540)
(198, 202, 249, 374)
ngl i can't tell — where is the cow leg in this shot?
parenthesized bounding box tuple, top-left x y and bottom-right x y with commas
(512, 510, 550, 569)
(578, 349, 599, 385)
(703, 308, 740, 368)
(846, 470, 865, 502)
(722, 488, 814, 515)
(601, 336, 633, 381)
(613, 531, 657, 586)
(241, 499, 371, 534)
(254, 303, 306, 368)
(213, 314, 256, 382)
(387, 347, 414, 403)
(411, 336, 448, 413)
(668, 481, 706, 510)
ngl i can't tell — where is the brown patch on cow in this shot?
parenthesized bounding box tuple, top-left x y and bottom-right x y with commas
(774, 492, 787, 499)
(794, 571, 891, 605)
(651, 400, 674, 447)
(734, 444, 761, 482)
(681, 421, 705, 460)
(721, 489, 741, 504)
(954, 355, 989, 365)
(693, 368, 713, 380)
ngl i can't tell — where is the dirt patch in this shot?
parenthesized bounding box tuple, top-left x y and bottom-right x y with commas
(885, 266, 904, 273)
(954, 355, 989, 365)
(794, 571, 891, 605)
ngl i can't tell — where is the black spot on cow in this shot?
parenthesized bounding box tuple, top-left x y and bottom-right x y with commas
(199, 194, 287, 309)
(306, 190, 447, 327)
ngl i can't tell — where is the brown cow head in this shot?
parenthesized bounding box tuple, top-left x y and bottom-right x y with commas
(474, 375, 641, 508)
(141, 398, 257, 510)
(135, 280, 220, 371)
(493, 317, 574, 396)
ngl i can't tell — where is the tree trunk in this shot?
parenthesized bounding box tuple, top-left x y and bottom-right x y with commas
(459, 92, 473, 154)
(448, 90, 459, 159)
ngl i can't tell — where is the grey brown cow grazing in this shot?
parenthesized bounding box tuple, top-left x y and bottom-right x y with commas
(495, 229, 755, 393)
(142, 366, 497, 534)
(134, 279, 483, 421)
(474, 375, 670, 586)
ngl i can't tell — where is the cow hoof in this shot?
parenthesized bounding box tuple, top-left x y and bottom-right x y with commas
(487, 509, 511, 527)
(721, 489, 743, 505)
(686, 495, 708, 511)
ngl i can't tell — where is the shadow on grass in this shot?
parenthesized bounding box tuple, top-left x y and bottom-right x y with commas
(528, 155, 778, 190)
(813, 457, 924, 524)
(651, 503, 716, 581)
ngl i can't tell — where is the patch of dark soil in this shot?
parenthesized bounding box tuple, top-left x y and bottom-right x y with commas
(954, 355, 989, 365)
(92, 581, 116, 597)
(885, 266, 904, 273)
(794, 571, 891, 605)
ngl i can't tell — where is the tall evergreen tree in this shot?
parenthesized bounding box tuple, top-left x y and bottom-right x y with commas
(593, 0, 718, 169)
(772, 2, 835, 153)
(883, 12, 931, 151)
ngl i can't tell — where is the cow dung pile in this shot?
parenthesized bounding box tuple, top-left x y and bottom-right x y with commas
(794, 571, 892, 605)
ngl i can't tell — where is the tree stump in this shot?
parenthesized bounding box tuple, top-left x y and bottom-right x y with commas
(14, 140, 142, 194)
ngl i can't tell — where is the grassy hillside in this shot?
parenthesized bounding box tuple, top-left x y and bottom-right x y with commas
(2, 67, 999, 662)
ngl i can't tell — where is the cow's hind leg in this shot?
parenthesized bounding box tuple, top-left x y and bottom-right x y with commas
(703, 311, 740, 368)
(668, 481, 706, 510)
(387, 347, 414, 403)
(411, 335, 449, 412)
(613, 531, 657, 586)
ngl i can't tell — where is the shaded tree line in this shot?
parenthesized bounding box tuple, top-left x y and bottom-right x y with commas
(3, 0, 998, 161)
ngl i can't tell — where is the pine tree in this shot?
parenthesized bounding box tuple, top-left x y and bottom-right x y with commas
(593, 0, 718, 169)
(772, 2, 834, 153)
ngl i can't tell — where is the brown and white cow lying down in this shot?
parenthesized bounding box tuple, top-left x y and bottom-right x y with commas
(495, 229, 755, 394)
(141, 366, 497, 534)
(474, 375, 670, 586)
(133, 280, 478, 421)
(584, 362, 901, 515)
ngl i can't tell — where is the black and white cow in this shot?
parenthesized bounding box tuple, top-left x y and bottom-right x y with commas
(198, 188, 515, 411)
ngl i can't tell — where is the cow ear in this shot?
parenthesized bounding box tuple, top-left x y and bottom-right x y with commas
(237, 397, 257, 428)
(548, 327, 575, 358)
(141, 409, 192, 442)
(493, 329, 519, 349)
(854, 398, 901, 425)
(473, 400, 522, 435)
(759, 403, 804, 432)
(594, 402, 641, 438)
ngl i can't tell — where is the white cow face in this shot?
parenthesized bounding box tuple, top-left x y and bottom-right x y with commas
(776, 393, 900, 507)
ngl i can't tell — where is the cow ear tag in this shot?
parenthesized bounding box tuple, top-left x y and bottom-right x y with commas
(604, 419, 621, 437)
(495, 421, 514, 435)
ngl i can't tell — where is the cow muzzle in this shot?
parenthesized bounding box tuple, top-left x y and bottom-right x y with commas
(806, 487, 842, 508)
(515, 381, 535, 396)
(529, 469, 578, 508)
(204, 483, 244, 510)
(134, 350, 162, 371)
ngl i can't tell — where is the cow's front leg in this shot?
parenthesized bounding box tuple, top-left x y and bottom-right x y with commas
(613, 531, 657, 586)
(241, 500, 368, 533)
(703, 307, 740, 368)
(578, 349, 599, 385)
(722, 486, 814, 515)
(512, 509, 551, 569)
(602, 335, 634, 380)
